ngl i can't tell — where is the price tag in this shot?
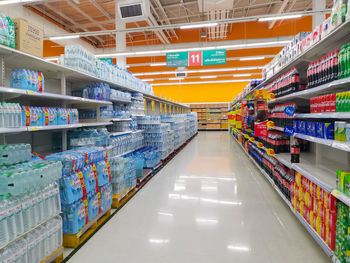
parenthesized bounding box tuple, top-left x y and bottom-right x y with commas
(151, 101, 155, 111)
(268, 93, 275, 100)
(249, 137, 255, 143)
(29, 127, 39, 131)
(82, 124, 87, 127)
(284, 126, 295, 136)
(244, 134, 249, 139)
(266, 148, 275, 157)
(331, 189, 341, 198)
(284, 106, 295, 117)
(267, 121, 275, 129)
(26, 90, 35, 95)
(257, 142, 264, 149)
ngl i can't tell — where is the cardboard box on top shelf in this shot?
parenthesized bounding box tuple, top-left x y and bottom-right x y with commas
(13, 18, 43, 57)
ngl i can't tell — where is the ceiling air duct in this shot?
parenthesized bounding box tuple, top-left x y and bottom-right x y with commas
(117, 0, 151, 22)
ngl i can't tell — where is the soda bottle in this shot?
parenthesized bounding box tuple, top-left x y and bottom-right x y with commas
(290, 136, 300, 163)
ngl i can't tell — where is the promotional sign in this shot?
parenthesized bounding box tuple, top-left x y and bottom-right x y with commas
(255, 120, 268, 137)
(166, 49, 226, 67)
(284, 126, 295, 136)
(99, 58, 113, 65)
(254, 90, 269, 137)
(202, 50, 226, 66)
(266, 148, 275, 157)
(284, 106, 296, 117)
(166, 52, 188, 67)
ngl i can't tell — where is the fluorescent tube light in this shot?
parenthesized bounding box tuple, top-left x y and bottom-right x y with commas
(234, 74, 252, 77)
(143, 79, 154, 81)
(151, 63, 166, 66)
(50, 35, 80, 41)
(93, 40, 289, 58)
(152, 79, 259, 86)
(180, 23, 218, 29)
(169, 78, 184, 80)
(200, 76, 217, 79)
(133, 66, 263, 76)
(0, 0, 42, 5)
(125, 65, 130, 68)
(240, 56, 265, 61)
(259, 14, 302, 22)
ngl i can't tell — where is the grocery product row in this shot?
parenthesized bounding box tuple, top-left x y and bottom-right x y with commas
(190, 103, 228, 131)
(0, 113, 198, 262)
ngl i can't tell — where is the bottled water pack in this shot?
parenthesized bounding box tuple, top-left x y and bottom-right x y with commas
(10, 69, 45, 92)
(0, 103, 22, 129)
(0, 14, 15, 48)
(0, 143, 31, 166)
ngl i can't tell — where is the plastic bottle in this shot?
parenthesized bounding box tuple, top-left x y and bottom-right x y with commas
(0, 198, 9, 247)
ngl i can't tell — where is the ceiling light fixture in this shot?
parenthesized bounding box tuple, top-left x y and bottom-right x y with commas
(169, 77, 184, 80)
(135, 66, 263, 76)
(259, 14, 302, 22)
(240, 56, 265, 61)
(152, 79, 259, 86)
(94, 40, 290, 58)
(234, 74, 252, 77)
(151, 63, 166, 66)
(0, 0, 43, 5)
(143, 79, 154, 81)
(49, 35, 80, 41)
(200, 76, 217, 79)
(180, 22, 218, 29)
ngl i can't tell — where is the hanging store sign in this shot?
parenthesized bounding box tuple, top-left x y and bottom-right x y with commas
(166, 50, 226, 67)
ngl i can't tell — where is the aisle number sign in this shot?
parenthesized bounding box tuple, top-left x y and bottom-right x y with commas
(166, 49, 226, 67)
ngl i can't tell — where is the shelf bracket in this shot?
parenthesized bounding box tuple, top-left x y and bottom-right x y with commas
(0, 56, 4, 87)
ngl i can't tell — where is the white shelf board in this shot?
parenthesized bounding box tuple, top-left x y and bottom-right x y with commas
(294, 133, 350, 153)
(110, 118, 132, 122)
(27, 124, 82, 131)
(0, 86, 112, 106)
(132, 114, 146, 117)
(109, 130, 133, 136)
(269, 77, 350, 104)
(0, 45, 189, 109)
(257, 19, 350, 90)
(132, 130, 144, 134)
(295, 112, 350, 119)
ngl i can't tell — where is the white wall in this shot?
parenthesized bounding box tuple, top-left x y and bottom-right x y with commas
(1, 4, 96, 53)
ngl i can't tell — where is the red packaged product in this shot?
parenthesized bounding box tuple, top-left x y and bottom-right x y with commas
(311, 183, 318, 198)
(330, 94, 336, 112)
(327, 211, 337, 230)
(304, 206, 310, 222)
(320, 205, 326, 223)
(325, 193, 337, 212)
(328, 227, 336, 251)
(321, 222, 326, 241)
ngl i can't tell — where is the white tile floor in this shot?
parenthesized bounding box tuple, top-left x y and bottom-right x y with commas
(67, 132, 330, 263)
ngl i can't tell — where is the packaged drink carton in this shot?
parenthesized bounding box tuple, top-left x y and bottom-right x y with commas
(12, 19, 43, 57)
(62, 200, 85, 234)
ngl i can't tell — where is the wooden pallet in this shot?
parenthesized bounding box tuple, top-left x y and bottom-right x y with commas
(136, 169, 153, 188)
(112, 186, 137, 208)
(41, 246, 63, 263)
(63, 209, 112, 248)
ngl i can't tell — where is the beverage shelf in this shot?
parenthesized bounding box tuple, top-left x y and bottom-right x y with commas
(257, 19, 350, 90)
(0, 45, 188, 109)
(0, 86, 112, 106)
(295, 112, 350, 119)
(268, 77, 350, 104)
(0, 122, 112, 134)
(232, 136, 337, 260)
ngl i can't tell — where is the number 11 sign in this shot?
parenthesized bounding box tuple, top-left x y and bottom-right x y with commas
(189, 51, 202, 66)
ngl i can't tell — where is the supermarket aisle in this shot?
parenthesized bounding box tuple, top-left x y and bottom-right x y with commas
(68, 132, 329, 263)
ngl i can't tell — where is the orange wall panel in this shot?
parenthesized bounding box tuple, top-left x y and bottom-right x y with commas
(153, 82, 248, 103)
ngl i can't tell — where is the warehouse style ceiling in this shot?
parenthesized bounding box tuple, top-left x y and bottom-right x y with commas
(27, 0, 333, 48)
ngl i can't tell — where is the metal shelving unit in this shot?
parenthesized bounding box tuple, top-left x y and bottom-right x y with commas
(232, 135, 337, 262)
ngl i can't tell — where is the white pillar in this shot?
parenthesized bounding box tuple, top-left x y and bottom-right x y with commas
(312, 0, 325, 29)
(115, 5, 126, 68)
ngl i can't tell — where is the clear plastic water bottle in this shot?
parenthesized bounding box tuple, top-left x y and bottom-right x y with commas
(0, 198, 9, 247)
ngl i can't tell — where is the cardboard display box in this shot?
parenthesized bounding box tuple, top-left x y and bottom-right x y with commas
(13, 18, 43, 58)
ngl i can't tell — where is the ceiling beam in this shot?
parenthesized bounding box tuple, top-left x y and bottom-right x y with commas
(151, 0, 178, 39)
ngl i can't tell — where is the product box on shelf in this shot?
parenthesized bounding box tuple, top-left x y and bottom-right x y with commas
(12, 18, 43, 58)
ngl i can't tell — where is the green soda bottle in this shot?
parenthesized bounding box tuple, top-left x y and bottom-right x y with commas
(346, 43, 350, 78)
(339, 46, 345, 79)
